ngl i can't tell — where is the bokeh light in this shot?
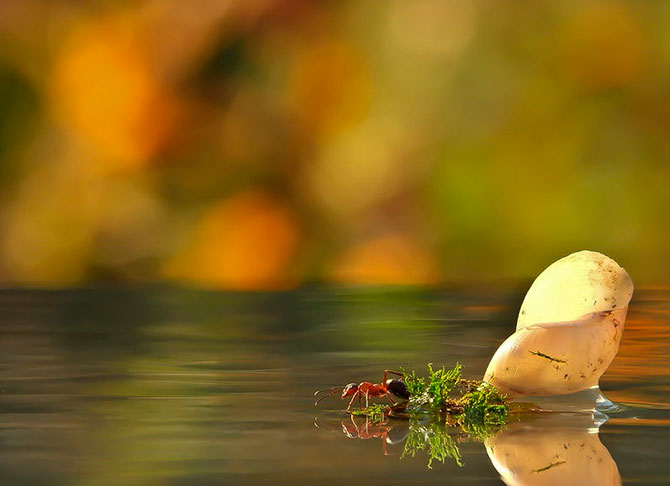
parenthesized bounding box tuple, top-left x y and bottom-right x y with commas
(0, 0, 669, 288)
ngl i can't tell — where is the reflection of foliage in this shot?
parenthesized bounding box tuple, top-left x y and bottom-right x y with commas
(400, 422, 463, 469)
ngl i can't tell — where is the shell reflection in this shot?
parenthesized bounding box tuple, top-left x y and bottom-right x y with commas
(485, 413, 621, 486)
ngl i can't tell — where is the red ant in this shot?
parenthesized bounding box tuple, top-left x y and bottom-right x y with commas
(314, 370, 410, 410)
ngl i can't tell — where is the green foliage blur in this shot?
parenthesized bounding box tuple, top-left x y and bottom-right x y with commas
(0, 0, 668, 288)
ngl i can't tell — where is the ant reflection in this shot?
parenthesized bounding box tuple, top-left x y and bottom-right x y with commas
(314, 415, 465, 467)
(315, 415, 410, 456)
(340, 415, 409, 455)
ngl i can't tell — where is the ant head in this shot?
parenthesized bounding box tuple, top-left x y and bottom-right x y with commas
(341, 383, 358, 398)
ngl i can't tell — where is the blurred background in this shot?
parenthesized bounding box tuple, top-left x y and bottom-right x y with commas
(0, 0, 668, 289)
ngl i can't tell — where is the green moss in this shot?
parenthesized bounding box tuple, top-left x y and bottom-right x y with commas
(350, 404, 387, 422)
(459, 381, 508, 427)
(402, 362, 463, 411)
(401, 363, 509, 432)
(427, 362, 463, 409)
(402, 367, 428, 397)
(456, 382, 508, 440)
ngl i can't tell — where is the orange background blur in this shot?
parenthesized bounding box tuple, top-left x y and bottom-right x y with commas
(0, 0, 669, 289)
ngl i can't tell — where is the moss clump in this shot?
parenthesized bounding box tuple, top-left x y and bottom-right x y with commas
(403, 362, 463, 411)
(426, 362, 463, 409)
(403, 368, 428, 397)
(457, 381, 508, 439)
(459, 381, 508, 426)
(400, 363, 509, 430)
(348, 363, 509, 441)
(350, 404, 387, 422)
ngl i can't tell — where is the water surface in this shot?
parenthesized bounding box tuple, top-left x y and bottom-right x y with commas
(0, 287, 668, 484)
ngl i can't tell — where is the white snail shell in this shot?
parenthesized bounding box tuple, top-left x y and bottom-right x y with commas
(484, 250, 633, 397)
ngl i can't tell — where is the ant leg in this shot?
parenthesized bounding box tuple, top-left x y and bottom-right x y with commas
(382, 432, 391, 456)
(342, 417, 357, 438)
(386, 394, 396, 406)
(365, 392, 369, 408)
(382, 369, 405, 384)
(346, 390, 359, 411)
(348, 414, 360, 438)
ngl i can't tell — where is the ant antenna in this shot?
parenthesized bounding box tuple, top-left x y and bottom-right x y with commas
(313, 387, 342, 406)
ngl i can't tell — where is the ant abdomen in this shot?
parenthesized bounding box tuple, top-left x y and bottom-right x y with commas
(386, 379, 410, 400)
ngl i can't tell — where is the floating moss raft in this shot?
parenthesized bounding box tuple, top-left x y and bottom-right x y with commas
(350, 363, 509, 434)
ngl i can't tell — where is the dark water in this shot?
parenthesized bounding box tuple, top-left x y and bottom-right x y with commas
(0, 287, 668, 485)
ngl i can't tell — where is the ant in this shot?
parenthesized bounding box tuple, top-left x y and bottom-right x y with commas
(314, 370, 410, 410)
